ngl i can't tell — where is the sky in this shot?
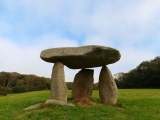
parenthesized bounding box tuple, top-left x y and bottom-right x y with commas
(0, 0, 160, 82)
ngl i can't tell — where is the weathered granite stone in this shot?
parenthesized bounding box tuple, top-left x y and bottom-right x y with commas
(44, 99, 75, 107)
(50, 61, 68, 103)
(72, 69, 94, 99)
(23, 103, 43, 110)
(40, 45, 121, 69)
(99, 66, 118, 105)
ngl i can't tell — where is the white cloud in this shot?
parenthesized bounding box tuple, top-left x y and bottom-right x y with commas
(84, 35, 112, 46)
(36, 35, 78, 49)
(131, 0, 160, 24)
(0, 37, 79, 81)
(84, 0, 160, 75)
(20, 0, 65, 17)
(0, 38, 48, 76)
(0, 0, 160, 83)
(109, 47, 157, 74)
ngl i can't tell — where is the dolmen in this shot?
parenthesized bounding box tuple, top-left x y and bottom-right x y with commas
(40, 45, 121, 105)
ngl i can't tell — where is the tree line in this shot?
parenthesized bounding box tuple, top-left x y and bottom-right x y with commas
(114, 56, 160, 88)
(1, 56, 159, 95)
(0, 72, 51, 95)
(0, 71, 98, 96)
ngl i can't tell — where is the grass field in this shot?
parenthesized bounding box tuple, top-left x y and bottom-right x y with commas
(0, 89, 160, 120)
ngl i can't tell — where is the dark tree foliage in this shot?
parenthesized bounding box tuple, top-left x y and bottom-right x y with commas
(66, 82, 73, 90)
(0, 71, 99, 95)
(0, 72, 50, 94)
(115, 56, 160, 88)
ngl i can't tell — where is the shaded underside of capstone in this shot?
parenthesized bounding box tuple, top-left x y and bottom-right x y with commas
(40, 45, 121, 69)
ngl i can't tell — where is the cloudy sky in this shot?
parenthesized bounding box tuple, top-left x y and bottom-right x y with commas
(0, 0, 160, 82)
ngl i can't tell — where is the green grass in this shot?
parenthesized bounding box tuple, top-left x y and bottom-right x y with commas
(0, 89, 160, 120)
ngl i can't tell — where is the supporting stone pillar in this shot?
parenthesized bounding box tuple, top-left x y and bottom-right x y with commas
(72, 69, 94, 100)
(50, 61, 68, 103)
(99, 66, 118, 105)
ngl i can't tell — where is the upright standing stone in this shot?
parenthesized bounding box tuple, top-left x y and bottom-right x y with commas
(72, 69, 94, 99)
(99, 66, 118, 105)
(50, 61, 68, 103)
(40, 45, 121, 106)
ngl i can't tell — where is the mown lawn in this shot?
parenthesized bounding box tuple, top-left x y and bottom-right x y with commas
(0, 89, 160, 120)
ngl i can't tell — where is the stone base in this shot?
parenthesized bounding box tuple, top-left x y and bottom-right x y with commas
(44, 99, 75, 107)
(23, 103, 43, 110)
(72, 97, 96, 105)
(23, 99, 75, 110)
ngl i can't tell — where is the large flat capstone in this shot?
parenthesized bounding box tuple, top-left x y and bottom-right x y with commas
(40, 45, 121, 69)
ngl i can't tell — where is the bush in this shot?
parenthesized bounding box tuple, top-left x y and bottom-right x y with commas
(66, 82, 72, 90)
(0, 86, 10, 96)
(12, 86, 27, 93)
(93, 83, 99, 90)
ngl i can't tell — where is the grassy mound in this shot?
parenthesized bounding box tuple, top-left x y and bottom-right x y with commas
(0, 89, 160, 120)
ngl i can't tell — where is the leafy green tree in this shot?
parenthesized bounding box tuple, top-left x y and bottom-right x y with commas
(115, 56, 160, 88)
(0, 71, 50, 93)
